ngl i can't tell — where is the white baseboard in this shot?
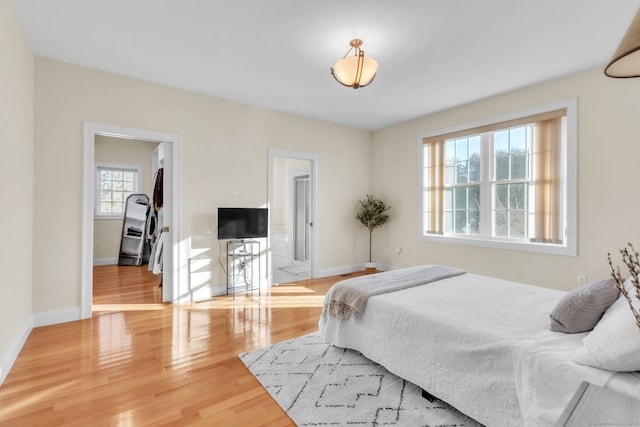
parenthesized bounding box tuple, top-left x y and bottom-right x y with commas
(33, 307, 81, 328)
(318, 264, 364, 278)
(374, 263, 394, 272)
(318, 263, 395, 278)
(0, 318, 33, 386)
(93, 258, 118, 266)
(1, 308, 80, 386)
(190, 284, 226, 302)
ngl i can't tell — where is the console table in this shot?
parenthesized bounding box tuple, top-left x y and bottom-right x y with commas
(226, 240, 261, 298)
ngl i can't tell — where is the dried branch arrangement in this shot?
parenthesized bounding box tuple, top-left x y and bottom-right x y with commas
(608, 242, 640, 333)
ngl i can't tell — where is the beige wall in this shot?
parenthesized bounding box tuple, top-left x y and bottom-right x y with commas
(93, 135, 158, 261)
(371, 67, 640, 291)
(33, 57, 371, 311)
(0, 0, 34, 381)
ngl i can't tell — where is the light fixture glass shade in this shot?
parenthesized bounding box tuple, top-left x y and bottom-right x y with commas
(605, 8, 640, 78)
(331, 39, 378, 89)
(332, 55, 378, 88)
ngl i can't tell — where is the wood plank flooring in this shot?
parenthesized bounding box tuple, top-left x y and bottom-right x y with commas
(0, 265, 373, 426)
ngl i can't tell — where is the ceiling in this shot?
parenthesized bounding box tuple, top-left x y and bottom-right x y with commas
(12, 1, 640, 131)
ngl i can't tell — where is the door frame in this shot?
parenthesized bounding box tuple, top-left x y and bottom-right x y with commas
(81, 122, 183, 318)
(267, 148, 319, 284)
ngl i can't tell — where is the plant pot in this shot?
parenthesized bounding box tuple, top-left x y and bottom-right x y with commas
(364, 262, 376, 270)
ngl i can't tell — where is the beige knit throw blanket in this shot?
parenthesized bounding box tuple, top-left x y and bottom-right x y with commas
(324, 265, 466, 320)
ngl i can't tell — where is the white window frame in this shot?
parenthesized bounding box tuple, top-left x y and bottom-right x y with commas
(417, 98, 577, 256)
(95, 163, 143, 219)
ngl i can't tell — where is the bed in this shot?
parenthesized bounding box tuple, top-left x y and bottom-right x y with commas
(318, 265, 640, 427)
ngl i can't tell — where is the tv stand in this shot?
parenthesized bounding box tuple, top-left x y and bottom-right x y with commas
(226, 240, 261, 298)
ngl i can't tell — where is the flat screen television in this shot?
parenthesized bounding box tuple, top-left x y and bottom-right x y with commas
(217, 208, 268, 240)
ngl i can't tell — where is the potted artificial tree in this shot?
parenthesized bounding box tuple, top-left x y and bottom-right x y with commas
(356, 194, 390, 269)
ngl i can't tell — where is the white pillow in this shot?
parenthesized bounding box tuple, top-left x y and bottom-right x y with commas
(573, 284, 640, 372)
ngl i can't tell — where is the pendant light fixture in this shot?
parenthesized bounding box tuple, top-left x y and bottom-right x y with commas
(605, 8, 640, 78)
(331, 39, 378, 89)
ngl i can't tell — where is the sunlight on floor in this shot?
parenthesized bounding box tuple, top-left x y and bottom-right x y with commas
(193, 294, 325, 309)
(0, 380, 79, 419)
(268, 285, 315, 294)
(92, 304, 168, 311)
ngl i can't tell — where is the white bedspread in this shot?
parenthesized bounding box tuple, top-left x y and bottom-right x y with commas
(319, 271, 617, 427)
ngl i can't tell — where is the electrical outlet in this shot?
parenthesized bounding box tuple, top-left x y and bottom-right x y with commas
(577, 275, 587, 285)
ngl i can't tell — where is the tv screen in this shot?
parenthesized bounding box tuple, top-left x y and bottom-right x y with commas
(217, 208, 268, 240)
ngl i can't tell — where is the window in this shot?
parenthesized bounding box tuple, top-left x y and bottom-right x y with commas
(420, 99, 576, 255)
(95, 164, 142, 218)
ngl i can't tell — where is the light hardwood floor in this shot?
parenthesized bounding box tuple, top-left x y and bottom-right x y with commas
(0, 265, 373, 426)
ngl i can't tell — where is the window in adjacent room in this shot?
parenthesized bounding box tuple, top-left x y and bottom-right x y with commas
(420, 99, 576, 255)
(95, 164, 142, 219)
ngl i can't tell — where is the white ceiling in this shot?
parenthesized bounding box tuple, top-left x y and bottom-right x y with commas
(12, 1, 640, 131)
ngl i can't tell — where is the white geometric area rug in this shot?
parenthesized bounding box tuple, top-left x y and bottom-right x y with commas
(239, 332, 483, 427)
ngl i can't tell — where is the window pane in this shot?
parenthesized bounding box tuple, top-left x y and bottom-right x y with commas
(510, 127, 527, 153)
(445, 165, 454, 185)
(444, 211, 453, 234)
(468, 185, 480, 210)
(454, 187, 467, 209)
(445, 140, 456, 163)
(97, 167, 139, 216)
(495, 184, 508, 209)
(469, 136, 481, 157)
(511, 154, 527, 180)
(510, 211, 526, 238)
(494, 210, 508, 237)
(456, 161, 468, 183)
(444, 189, 453, 210)
(495, 130, 509, 154)
(469, 157, 480, 182)
(509, 183, 527, 210)
(496, 155, 509, 180)
(456, 139, 468, 162)
(112, 202, 124, 214)
(455, 210, 467, 234)
(468, 209, 480, 234)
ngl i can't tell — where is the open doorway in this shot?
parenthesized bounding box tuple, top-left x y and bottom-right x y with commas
(92, 135, 163, 304)
(268, 149, 319, 285)
(81, 122, 182, 319)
